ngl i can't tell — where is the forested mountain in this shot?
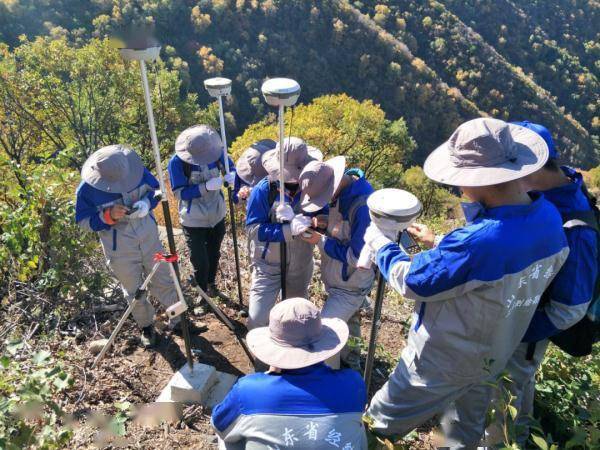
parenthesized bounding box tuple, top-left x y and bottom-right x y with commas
(0, 0, 598, 167)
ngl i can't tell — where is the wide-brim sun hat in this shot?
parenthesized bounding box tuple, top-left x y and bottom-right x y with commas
(175, 124, 223, 166)
(82, 144, 144, 194)
(423, 117, 549, 187)
(299, 156, 346, 213)
(236, 140, 275, 186)
(246, 297, 349, 370)
(262, 137, 320, 183)
(511, 120, 557, 159)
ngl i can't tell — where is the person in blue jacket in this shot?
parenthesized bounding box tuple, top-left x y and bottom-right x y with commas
(232, 139, 275, 204)
(298, 156, 376, 370)
(245, 137, 322, 330)
(168, 125, 235, 299)
(75, 145, 178, 347)
(362, 118, 569, 447)
(484, 121, 599, 444)
(212, 297, 368, 449)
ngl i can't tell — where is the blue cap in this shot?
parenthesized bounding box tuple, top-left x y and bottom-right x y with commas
(511, 121, 557, 159)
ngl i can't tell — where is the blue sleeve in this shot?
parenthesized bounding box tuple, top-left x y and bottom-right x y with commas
(246, 181, 286, 242)
(377, 227, 475, 298)
(523, 227, 598, 342)
(376, 242, 411, 279)
(232, 173, 245, 204)
(522, 310, 560, 342)
(75, 184, 110, 232)
(211, 382, 242, 432)
(141, 169, 160, 209)
(168, 156, 201, 201)
(324, 205, 370, 263)
(403, 229, 474, 297)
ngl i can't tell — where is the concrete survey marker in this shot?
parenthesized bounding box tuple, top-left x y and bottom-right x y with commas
(156, 363, 237, 408)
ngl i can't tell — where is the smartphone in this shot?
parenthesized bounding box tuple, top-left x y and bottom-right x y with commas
(399, 230, 420, 255)
(125, 206, 138, 216)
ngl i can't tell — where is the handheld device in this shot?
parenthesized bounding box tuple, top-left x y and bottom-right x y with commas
(125, 205, 139, 216)
(399, 230, 420, 255)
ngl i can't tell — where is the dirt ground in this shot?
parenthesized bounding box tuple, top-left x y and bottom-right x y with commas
(59, 209, 438, 449)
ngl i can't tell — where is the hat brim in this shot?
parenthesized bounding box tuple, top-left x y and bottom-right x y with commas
(423, 124, 549, 187)
(237, 157, 267, 186)
(246, 318, 349, 370)
(81, 148, 144, 194)
(262, 148, 316, 183)
(301, 156, 346, 213)
(176, 146, 223, 166)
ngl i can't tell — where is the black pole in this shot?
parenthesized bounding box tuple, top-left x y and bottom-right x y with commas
(161, 200, 194, 368)
(363, 270, 386, 394)
(226, 187, 244, 306)
(280, 241, 287, 300)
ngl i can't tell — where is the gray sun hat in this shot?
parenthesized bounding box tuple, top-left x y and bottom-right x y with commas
(299, 156, 346, 213)
(424, 117, 549, 187)
(81, 145, 144, 194)
(246, 297, 349, 370)
(175, 125, 223, 166)
(236, 139, 276, 186)
(262, 137, 321, 183)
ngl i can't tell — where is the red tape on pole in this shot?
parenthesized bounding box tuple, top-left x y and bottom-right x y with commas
(154, 252, 178, 263)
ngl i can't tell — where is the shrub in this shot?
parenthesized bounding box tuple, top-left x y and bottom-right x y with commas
(0, 160, 107, 304)
(0, 342, 74, 449)
(400, 166, 459, 220)
(534, 345, 600, 447)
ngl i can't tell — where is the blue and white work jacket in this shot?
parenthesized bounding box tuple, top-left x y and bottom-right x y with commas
(212, 363, 367, 449)
(375, 193, 569, 379)
(523, 167, 598, 342)
(168, 154, 234, 228)
(320, 175, 375, 293)
(75, 169, 160, 254)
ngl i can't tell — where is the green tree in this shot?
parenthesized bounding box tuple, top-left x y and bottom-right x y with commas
(231, 94, 415, 188)
(0, 37, 201, 169)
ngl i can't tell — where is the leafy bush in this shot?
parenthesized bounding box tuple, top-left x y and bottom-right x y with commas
(586, 166, 600, 190)
(0, 341, 74, 450)
(230, 93, 416, 189)
(534, 345, 600, 448)
(400, 166, 459, 220)
(0, 159, 106, 303)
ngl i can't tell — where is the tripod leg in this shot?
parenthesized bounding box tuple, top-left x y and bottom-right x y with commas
(92, 261, 162, 369)
(280, 242, 287, 300)
(194, 284, 255, 365)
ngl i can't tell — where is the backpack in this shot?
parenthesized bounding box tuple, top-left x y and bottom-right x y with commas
(530, 184, 600, 358)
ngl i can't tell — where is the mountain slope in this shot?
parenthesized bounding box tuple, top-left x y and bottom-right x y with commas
(357, 0, 597, 166)
(0, 0, 597, 166)
(441, 0, 599, 154)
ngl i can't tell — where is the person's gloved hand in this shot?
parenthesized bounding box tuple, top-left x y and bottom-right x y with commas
(223, 172, 236, 187)
(290, 214, 312, 236)
(276, 204, 295, 222)
(128, 198, 150, 219)
(363, 222, 393, 253)
(205, 176, 223, 191)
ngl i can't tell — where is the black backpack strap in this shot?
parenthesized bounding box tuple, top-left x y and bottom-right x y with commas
(525, 342, 537, 361)
(268, 181, 280, 207)
(182, 161, 192, 179)
(561, 210, 600, 232)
